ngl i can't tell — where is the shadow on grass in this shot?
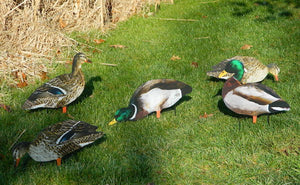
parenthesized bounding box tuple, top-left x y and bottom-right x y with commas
(160, 95, 192, 116)
(231, 1, 254, 17)
(75, 76, 102, 104)
(266, 74, 277, 82)
(230, 0, 296, 21)
(207, 76, 226, 83)
(114, 95, 192, 183)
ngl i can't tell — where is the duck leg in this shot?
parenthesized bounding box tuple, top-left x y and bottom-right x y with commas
(62, 107, 67, 114)
(56, 158, 62, 166)
(267, 115, 270, 125)
(15, 158, 21, 167)
(156, 110, 161, 118)
(252, 115, 257, 124)
(173, 107, 177, 116)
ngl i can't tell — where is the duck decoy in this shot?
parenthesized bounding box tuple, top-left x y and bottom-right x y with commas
(207, 56, 280, 83)
(219, 59, 290, 123)
(22, 53, 92, 113)
(12, 120, 104, 167)
(109, 79, 192, 125)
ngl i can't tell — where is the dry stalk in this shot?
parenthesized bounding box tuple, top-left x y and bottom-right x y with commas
(0, 0, 173, 101)
(9, 129, 27, 150)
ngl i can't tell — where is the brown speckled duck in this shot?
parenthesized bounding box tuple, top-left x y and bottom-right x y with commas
(219, 60, 290, 123)
(109, 79, 192, 125)
(22, 53, 91, 113)
(12, 120, 104, 167)
(207, 56, 280, 83)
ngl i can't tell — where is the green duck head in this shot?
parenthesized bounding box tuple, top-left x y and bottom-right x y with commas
(218, 59, 244, 82)
(72, 53, 92, 75)
(109, 104, 136, 125)
(12, 142, 31, 167)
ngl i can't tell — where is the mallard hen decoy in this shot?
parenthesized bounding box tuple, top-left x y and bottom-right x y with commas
(22, 53, 92, 113)
(207, 56, 280, 83)
(219, 60, 290, 123)
(12, 120, 104, 167)
(109, 79, 192, 125)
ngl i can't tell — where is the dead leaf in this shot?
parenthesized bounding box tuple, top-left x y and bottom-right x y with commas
(191, 62, 199, 68)
(199, 112, 213, 118)
(92, 49, 101, 53)
(170, 55, 181, 61)
(21, 73, 27, 81)
(59, 18, 67, 29)
(240, 44, 253, 50)
(94, 39, 105, 44)
(15, 72, 28, 88)
(110, 45, 126, 48)
(17, 81, 28, 88)
(0, 104, 12, 112)
(0, 153, 4, 160)
(202, 15, 208, 18)
(40, 71, 49, 81)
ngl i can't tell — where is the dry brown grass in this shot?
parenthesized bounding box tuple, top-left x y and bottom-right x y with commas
(0, 0, 173, 99)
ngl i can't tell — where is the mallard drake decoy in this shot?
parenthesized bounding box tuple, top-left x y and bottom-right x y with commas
(207, 56, 280, 83)
(219, 60, 290, 123)
(109, 79, 192, 125)
(22, 53, 92, 113)
(12, 120, 104, 167)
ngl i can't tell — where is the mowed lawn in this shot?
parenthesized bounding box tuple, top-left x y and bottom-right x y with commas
(1, 0, 299, 184)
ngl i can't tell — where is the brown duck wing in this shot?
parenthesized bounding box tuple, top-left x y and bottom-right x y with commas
(35, 120, 98, 144)
(232, 83, 280, 105)
(26, 74, 72, 101)
(56, 131, 103, 157)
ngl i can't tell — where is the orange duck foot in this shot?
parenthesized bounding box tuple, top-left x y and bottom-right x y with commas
(62, 107, 67, 114)
(156, 110, 161, 118)
(252, 116, 257, 124)
(56, 158, 61, 166)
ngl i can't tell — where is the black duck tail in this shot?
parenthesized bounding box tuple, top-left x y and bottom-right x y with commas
(181, 84, 192, 96)
(268, 100, 290, 113)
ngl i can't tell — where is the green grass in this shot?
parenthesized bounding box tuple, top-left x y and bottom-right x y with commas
(1, 0, 299, 184)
